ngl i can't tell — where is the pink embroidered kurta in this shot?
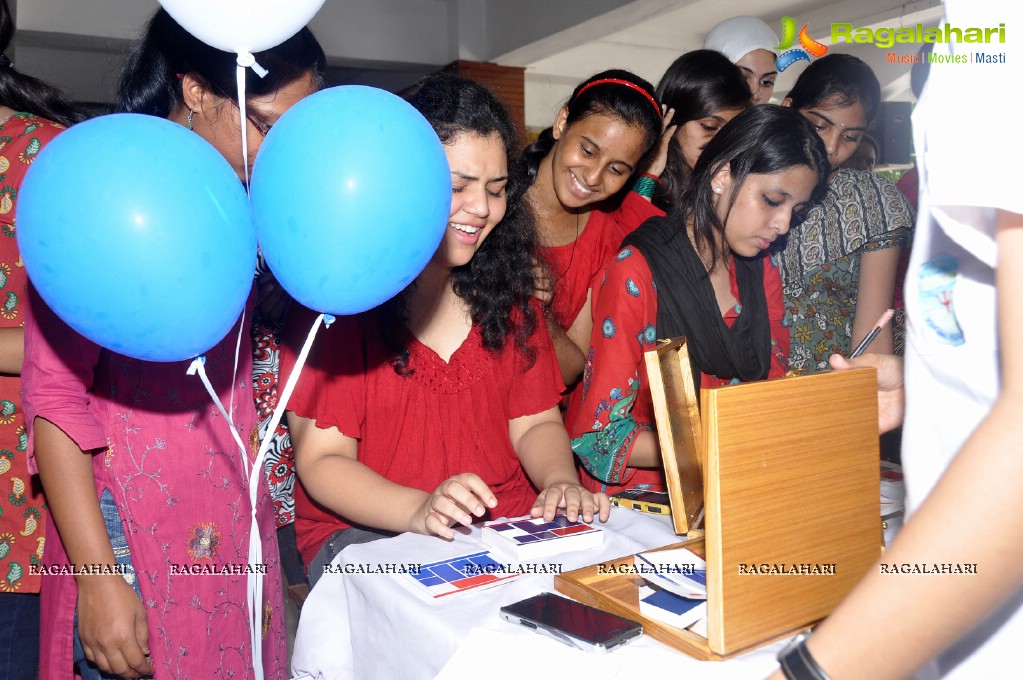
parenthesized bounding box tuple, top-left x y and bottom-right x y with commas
(22, 290, 285, 679)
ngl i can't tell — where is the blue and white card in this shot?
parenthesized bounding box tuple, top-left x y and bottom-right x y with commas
(634, 547, 707, 599)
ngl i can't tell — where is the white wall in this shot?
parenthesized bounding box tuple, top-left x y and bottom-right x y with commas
(17, 0, 159, 39)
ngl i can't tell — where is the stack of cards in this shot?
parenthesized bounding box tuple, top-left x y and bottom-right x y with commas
(397, 550, 522, 603)
(634, 548, 707, 599)
(633, 547, 708, 632)
(482, 514, 603, 560)
(638, 585, 707, 631)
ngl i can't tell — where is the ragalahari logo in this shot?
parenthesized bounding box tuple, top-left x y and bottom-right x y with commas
(775, 17, 829, 71)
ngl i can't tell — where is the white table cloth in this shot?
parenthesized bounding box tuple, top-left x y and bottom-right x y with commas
(290, 508, 786, 680)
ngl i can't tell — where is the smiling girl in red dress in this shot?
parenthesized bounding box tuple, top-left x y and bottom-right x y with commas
(284, 75, 609, 584)
(523, 70, 667, 391)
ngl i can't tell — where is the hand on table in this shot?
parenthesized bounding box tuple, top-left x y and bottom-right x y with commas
(76, 575, 153, 678)
(530, 481, 610, 525)
(412, 473, 497, 540)
(829, 352, 905, 434)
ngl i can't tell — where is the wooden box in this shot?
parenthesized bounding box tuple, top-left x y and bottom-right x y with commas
(556, 338, 882, 659)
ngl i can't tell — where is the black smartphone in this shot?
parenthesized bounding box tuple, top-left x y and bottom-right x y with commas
(499, 592, 643, 653)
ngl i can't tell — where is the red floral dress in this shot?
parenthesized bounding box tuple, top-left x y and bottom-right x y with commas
(251, 290, 296, 528)
(565, 246, 790, 495)
(0, 113, 64, 595)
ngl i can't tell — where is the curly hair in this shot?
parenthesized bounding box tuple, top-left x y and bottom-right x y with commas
(378, 73, 543, 375)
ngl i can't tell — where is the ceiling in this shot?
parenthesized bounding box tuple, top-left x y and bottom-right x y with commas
(503, 0, 946, 128)
(12, 0, 946, 129)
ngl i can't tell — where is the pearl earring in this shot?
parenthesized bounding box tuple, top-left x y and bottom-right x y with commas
(713, 186, 722, 194)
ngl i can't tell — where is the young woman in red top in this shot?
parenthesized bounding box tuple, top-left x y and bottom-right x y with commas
(284, 75, 608, 584)
(566, 105, 829, 495)
(523, 70, 667, 390)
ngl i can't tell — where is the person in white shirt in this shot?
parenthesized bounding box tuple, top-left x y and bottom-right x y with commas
(770, 2, 1023, 678)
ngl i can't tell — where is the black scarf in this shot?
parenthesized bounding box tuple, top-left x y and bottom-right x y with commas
(621, 213, 772, 391)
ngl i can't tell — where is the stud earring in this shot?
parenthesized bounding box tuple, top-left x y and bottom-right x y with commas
(187, 109, 194, 130)
(713, 186, 722, 194)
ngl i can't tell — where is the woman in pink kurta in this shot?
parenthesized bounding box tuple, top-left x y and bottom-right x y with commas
(21, 10, 325, 679)
(23, 298, 282, 678)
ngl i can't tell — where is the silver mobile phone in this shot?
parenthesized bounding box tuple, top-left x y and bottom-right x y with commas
(499, 592, 643, 653)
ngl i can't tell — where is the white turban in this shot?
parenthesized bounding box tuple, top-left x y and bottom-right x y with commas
(703, 16, 779, 63)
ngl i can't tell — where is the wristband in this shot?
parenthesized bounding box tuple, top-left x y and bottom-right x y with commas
(777, 631, 833, 680)
(633, 174, 658, 199)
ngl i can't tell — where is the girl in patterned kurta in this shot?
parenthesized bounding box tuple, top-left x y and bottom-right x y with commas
(779, 54, 914, 373)
(285, 75, 609, 581)
(567, 106, 829, 495)
(523, 71, 666, 389)
(22, 11, 325, 680)
(0, 4, 86, 675)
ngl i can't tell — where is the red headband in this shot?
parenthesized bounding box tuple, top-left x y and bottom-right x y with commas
(574, 78, 660, 117)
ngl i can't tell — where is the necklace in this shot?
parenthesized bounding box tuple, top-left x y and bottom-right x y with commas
(552, 211, 582, 283)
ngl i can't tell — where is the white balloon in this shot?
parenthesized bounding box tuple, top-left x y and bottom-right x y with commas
(158, 0, 325, 54)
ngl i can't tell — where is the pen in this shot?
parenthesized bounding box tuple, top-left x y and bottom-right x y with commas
(849, 309, 895, 359)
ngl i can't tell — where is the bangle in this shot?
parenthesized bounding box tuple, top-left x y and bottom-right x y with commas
(777, 632, 832, 680)
(633, 174, 658, 199)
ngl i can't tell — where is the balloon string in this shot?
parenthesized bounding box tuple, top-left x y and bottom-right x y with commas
(236, 62, 250, 189)
(234, 49, 267, 679)
(186, 355, 251, 480)
(249, 313, 332, 503)
(245, 312, 332, 680)
(247, 519, 263, 680)
(229, 307, 246, 424)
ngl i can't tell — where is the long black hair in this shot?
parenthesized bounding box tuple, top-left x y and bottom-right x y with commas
(653, 49, 751, 212)
(681, 105, 829, 267)
(0, 0, 85, 127)
(116, 8, 326, 115)
(784, 54, 881, 125)
(523, 69, 662, 186)
(379, 73, 542, 374)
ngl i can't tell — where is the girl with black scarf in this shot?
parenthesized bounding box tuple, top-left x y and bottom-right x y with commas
(565, 105, 828, 496)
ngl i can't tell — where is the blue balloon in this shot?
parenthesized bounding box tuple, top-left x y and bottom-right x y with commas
(18, 114, 256, 362)
(249, 85, 451, 315)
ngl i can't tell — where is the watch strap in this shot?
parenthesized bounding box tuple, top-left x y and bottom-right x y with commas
(778, 634, 833, 680)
